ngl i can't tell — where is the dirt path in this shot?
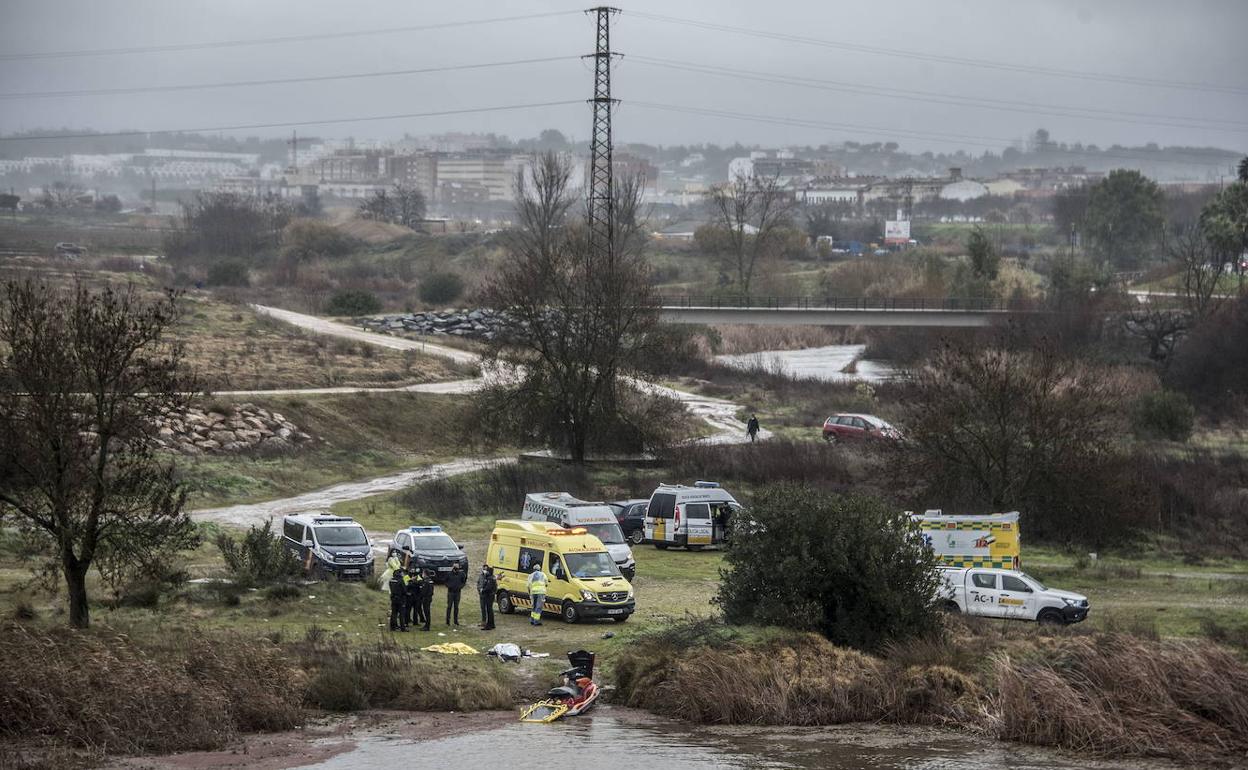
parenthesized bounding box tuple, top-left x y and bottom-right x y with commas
(252, 305, 479, 366)
(253, 304, 765, 444)
(192, 458, 513, 529)
(211, 378, 483, 397)
(192, 307, 766, 531)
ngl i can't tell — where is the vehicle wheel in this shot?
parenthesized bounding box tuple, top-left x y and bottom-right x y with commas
(1037, 609, 1064, 627)
(561, 601, 579, 624)
(824, 433, 837, 444)
(497, 591, 514, 615)
(942, 600, 961, 614)
(628, 529, 644, 545)
(613, 614, 629, 623)
(655, 543, 669, 550)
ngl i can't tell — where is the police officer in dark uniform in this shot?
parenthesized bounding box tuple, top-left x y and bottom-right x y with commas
(404, 566, 423, 628)
(419, 568, 436, 631)
(445, 563, 466, 625)
(478, 565, 497, 630)
(388, 568, 408, 632)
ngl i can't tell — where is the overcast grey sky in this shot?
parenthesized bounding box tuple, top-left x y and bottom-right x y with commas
(2, 0, 1246, 155)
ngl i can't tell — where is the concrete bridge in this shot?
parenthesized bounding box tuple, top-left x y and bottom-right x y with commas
(658, 296, 1033, 328)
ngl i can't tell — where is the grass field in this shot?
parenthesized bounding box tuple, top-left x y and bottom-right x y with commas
(178, 294, 463, 390)
(179, 391, 496, 508)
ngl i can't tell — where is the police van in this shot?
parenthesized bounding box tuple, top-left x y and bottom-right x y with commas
(281, 514, 375, 580)
(487, 520, 635, 623)
(644, 481, 741, 550)
(521, 492, 636, 579)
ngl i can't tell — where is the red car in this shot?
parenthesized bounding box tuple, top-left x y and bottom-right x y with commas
(822, 413, 902, 444)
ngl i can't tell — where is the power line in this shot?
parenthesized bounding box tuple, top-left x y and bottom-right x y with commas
(627, 11, 1248, 97)
(0, 101, 584, 142)
(627, 101, 1237, 167)
(630, 56, 1248, 135)
(0, 10, 582, 61)
(0, 56, 580, 100)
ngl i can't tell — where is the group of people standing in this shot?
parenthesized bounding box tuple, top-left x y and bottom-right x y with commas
(387, 555, 501, 632)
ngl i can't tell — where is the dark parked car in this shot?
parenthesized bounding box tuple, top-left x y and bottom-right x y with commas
(608, 499, 648, 545)
(821, 413, 902, 444)
(389, 525, 468, 583)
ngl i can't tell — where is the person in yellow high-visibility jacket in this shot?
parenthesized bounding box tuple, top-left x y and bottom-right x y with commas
(526, 563, 547, 626)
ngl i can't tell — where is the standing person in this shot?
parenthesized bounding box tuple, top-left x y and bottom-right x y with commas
(444, 563, 466, 626)
(746, 414, 760, 443)
(388, 568, 408, 632)
(419, 568, 436, 631)
(478, 565, 497, 630)
(527, 563, 547, 626)
(404, 566, 422, 629)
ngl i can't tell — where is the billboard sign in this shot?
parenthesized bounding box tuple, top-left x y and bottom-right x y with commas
(884, 220, 911, 245)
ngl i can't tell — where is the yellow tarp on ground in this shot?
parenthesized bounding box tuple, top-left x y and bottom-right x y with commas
(421, 642, 480, 655)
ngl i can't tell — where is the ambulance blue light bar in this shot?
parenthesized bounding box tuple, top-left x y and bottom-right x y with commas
(694, 481, 720, 488)
(408, 525, 443, 533)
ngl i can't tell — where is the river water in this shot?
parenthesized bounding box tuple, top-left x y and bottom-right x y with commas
(290, 709, 1165, 770)
(715, 344, 898, 384)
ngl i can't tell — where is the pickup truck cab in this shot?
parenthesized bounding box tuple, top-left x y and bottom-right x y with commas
(938, 567, 1089, 625)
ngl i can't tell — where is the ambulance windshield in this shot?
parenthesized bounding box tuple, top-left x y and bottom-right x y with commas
(565, 552, 619, 578)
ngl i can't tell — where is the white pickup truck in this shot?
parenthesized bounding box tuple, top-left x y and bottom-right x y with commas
(938, 567, 1090, 625)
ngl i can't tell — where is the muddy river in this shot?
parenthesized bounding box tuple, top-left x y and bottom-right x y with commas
(287, 709, 1170, 770)
(715, 344, 898, 384)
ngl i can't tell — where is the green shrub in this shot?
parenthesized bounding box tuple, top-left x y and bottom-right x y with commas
(716, 484, 941, 651)
(215, 520, 301, 587)
(418, 272, 465, 305)
(1131, 390, 1195, 442)
(206, 259, 251, 287)
(324, 289, 382, 316)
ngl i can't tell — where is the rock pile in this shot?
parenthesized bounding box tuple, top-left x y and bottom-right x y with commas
(358, 308, 511, 340)
(153, 403, 313, 456)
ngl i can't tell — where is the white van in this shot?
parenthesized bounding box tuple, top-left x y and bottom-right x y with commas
(644, 481, 741, 550)
(521, 492, 636, 579)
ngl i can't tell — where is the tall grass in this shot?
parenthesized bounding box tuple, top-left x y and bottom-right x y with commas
(302, 637, 514, 712)
(0, 624, 303, 756)
(994, 635, 1248, 762)
(613, 618, 1248, 765)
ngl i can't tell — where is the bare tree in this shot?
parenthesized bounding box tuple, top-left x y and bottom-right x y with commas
(358, 184, 426, 229)
(705, 174, 796, 294)
(1174, 225, 1224, 320)
(901, 343, 1136, 544)
(479, 152, 660, 461)
(1126, 225, 1223, 361)
(0, 282, 199, 628)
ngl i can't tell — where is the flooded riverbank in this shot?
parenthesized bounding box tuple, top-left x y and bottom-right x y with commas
(109, 707, 1179, 770)
(716, 344, 899, 384)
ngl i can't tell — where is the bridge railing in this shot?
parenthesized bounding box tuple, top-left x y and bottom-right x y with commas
(659, 295, 1013, 312)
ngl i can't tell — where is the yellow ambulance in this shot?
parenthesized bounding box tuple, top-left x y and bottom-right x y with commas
(486, 520, 635, 623)
(912, 510, 1021, 569)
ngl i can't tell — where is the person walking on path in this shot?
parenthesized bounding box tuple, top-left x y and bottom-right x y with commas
(419, 568, 436, 631)
(746, 414, 760, 442)
(478, 565, 497, 630)
(445, 563, 466, 625)
(527, 563, 547, 626)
